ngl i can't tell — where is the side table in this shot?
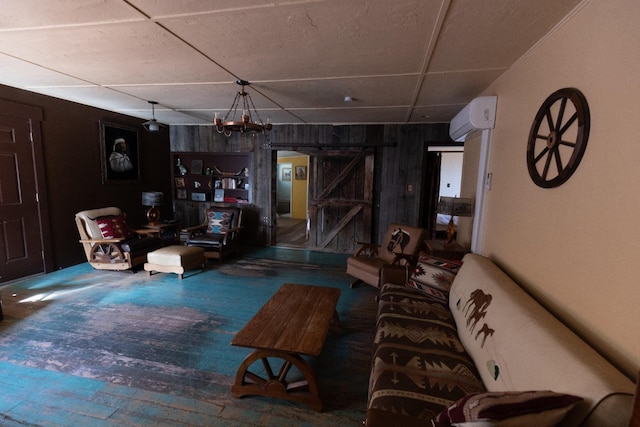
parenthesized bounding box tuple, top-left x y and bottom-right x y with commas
(425, 239, 469, 261)
(136, 220, 181, 245)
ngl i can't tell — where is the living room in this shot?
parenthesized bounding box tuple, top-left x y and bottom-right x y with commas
(0, 0, 639, 425)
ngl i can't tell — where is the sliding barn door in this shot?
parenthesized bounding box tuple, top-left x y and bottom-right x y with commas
(308, 150, 374, 253)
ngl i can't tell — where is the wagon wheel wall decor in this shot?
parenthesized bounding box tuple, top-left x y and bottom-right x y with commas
(527, 88, 590, 188)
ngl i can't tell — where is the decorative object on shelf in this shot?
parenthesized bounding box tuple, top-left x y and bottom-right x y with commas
(142, 191, 164, 224)
(221, 178, 237, 189)
(175, 177, 185, 188)
(214, 189, 225, 202)
(192, 192, 206, 202)
(295, 166, 307, 180)
(142, 101, 165, 132)
(100, 121, 140, 184)
(213, 80, 272, 136)
(213, 166, 249, 177)
(176, 157, 187, 175)
(191, 159, 203, 175)
(437, 196, 473, 245)
(527, 88, 590, 188)
(176, 188, 187, 199)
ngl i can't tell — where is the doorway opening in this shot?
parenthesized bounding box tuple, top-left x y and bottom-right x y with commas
(423, 145, 464, 239)
(275, 151, 309, 248)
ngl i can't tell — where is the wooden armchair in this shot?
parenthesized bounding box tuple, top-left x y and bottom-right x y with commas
(346, 223, 426, 289)
(75, 207, 163, 271)
(183, 207, 243, 262)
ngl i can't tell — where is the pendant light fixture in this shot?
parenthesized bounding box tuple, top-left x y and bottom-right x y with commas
(142, 101, 164, 132)
(214, 80, 272, 136)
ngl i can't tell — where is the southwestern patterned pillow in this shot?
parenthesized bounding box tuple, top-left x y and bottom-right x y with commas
(206, 211, 234, 234)
(433, 390, 582, 427)
(96, 215, 134, 239)
(406, 254, 462, 302)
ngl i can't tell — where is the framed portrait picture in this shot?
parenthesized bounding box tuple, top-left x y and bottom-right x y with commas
(176, 188, 187, 199)
(100, 121, 140, 184)
(175, 177, 186, 188)
(191, 159, 203, 175)
(282, 168, 292, 182)
(295, 166, 307, 180)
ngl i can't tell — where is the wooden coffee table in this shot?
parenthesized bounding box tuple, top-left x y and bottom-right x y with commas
(231, 283, 342, 411)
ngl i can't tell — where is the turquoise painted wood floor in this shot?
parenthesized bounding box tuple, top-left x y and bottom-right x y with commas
(0, 247, 379, 427)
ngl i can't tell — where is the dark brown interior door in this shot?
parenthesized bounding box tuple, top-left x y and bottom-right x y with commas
(0, 113, 44, 282)
(308, 150, 374, 253)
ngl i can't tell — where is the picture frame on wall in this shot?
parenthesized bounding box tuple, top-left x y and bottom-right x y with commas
(295, 166, 307, 180)
(282, 168, 292, 182)
(175, 177, 186, 188)
(100, 121, 140, 184)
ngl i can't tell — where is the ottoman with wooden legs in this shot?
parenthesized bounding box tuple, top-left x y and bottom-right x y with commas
(144, 245, 205, 279)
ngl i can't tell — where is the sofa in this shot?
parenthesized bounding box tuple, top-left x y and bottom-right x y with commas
(366, 252, 635, 427)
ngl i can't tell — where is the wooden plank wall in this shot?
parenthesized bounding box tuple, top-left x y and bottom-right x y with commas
(170, 123, 450, 250)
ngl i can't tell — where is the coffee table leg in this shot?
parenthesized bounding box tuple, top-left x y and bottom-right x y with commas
(231, 349, 322, 411)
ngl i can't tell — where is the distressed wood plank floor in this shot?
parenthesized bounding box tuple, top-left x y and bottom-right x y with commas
(0, 247, 378, 426)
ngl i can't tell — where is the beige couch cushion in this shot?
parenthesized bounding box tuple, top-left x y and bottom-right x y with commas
(449, 253, 634, 427)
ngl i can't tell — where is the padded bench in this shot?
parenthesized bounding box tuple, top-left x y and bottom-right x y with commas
(144, 245, 205, 279)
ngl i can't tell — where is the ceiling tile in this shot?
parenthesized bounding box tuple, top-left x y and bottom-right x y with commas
(0, 21, 230, 85)
(0, 0, 143, 29)
(409, 105, 464, 123)
(159, 0, 442, 80)
(416, 69, 505, 106)
(0, 54, 89, 88)
(255, 75, 420, 109)
(429, 0, 582, 72)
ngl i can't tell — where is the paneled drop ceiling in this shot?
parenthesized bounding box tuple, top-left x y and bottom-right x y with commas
(0, 0, 582, 126)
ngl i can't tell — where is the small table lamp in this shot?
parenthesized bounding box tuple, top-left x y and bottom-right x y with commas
(142, 191, 164, 225)
(437, 196, 473, 245)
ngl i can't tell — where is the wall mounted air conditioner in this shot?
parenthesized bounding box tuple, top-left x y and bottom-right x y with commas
(449, 96, 497, 142)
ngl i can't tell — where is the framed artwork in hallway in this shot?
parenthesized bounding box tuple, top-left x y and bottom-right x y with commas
(295, 166, 307, 180)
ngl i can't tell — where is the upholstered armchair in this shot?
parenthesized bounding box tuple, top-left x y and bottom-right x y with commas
(183, 207, 243, 262)
(346, 223, 426, 289)
(75, 207, 163, 271)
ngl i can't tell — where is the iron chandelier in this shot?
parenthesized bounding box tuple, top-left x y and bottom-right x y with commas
(214, 80, 272, 136)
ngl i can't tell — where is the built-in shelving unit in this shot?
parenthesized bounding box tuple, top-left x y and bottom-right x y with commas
(171, 152, 252, 204)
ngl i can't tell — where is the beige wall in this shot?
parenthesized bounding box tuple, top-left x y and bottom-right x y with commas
(467, 0, 640, 377)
